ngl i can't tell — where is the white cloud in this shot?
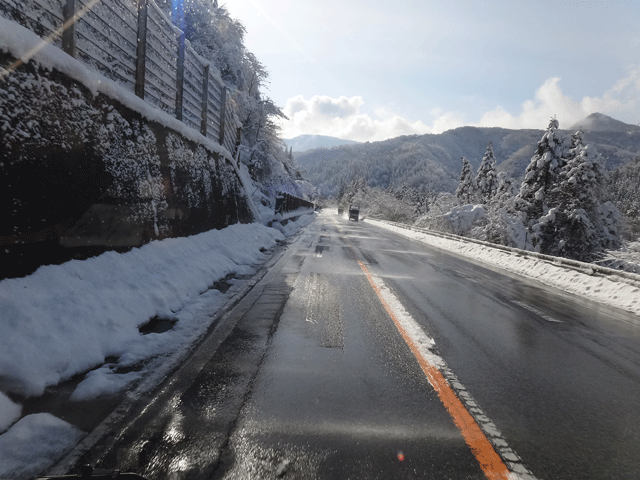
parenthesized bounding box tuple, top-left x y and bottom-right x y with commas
(431, 111, 466, 135)
(280, 95, 445, 141)
(280, 94, 470, 140)
(580, 65, 640, 123)
(279, 66, 640, 141)
(478, 77, 592, 130)
(478, 66, 640, 130)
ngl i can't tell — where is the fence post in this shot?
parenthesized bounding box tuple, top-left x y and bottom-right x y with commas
(172, 0, 186, 120)
(175, 34, 185, 120)
(62, 0, 76, 58)
(234, 126, 242, 154)
(218, 86, 227, 146)
(200, 65, 210, 136)
(135, 0, 148, 99)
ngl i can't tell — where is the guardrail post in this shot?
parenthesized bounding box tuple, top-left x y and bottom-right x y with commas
(135, 0, 148, 99)
(200, 65, 209, 136)
(218, 86, 227, 146)
(62, 0, 76, 58)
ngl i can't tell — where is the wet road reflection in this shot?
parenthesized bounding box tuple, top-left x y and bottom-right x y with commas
(90, 212, 640, 480)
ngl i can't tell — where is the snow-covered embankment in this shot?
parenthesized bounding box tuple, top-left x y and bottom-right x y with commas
(0, 214, 315, 479)
(369, 219, 640, 318)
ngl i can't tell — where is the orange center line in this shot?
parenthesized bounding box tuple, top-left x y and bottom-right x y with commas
(357, 260, 511, 480)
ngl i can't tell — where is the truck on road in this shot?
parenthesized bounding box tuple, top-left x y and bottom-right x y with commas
(348, 205, 360, 222)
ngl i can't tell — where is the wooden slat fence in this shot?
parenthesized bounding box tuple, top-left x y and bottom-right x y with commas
(223, 101, 239, 154)
(0, 0, 64, 47)
(0, 0, 241, 156)
(76, 0, 137, 91)
(144, 1, 178, 116)
(181, 41, 206, 131)
(205, 70, 223, 142)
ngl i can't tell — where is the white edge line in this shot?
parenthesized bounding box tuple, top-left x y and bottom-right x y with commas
(365, 269, 540, 480)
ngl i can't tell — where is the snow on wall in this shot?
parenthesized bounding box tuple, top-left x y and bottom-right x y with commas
(96, 108, 169, 238)
(0, 15, 236, 163)
(166, 132, 213, 210)
(0, 51, 253, 279)
(0, 59, 169, 241)
(0, 0, 237, 152)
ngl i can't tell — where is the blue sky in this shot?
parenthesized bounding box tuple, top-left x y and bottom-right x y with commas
(224, 0, 640, 141)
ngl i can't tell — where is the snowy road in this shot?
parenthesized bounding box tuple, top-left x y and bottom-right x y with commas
(81, 211, 640, 479)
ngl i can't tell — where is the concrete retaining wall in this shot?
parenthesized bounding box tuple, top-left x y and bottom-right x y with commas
(0, 53, 252, 279)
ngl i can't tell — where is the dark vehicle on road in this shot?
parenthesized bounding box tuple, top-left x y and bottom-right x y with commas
(349, 205, 360, 221)
(338, 207, 344, 215)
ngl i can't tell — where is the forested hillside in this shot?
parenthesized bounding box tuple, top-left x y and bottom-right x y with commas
(283, 134, 359, 151)
(610, 155, 640, 234)
(322, 116, 640, 264)
(295, 114, 640, 198)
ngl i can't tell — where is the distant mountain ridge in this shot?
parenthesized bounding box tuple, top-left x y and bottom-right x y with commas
(293, 113, 640, 197)
(569, 112, 640, 133)
(283, 134, 359, 152)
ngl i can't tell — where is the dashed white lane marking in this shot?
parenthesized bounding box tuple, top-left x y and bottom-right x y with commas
(513, 300, 563, 323)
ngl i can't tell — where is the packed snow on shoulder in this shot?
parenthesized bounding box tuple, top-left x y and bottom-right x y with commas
(0, 216, 314, 437)
(0, 392, 21, 433)
(368, 219, 640, 318)
(0, 413, 83, 480)
(0, 223, 279, 398)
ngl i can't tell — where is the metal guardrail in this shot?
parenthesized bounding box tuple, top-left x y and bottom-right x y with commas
(274, 193, 315, 215)
(374, 219, 640, 288)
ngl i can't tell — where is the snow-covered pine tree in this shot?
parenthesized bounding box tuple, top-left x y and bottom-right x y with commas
(481, 169, 527, 249)
(394, 183, 417, 205)
(413, 188, 434, 218)
(609, 154, 640, 236)
(515, 117, 565, 251)
(475, 142, 498, 204)
(344, 177, 367, 205)
(553, 130, 621, 260)
(456, 157, 476, 205)
(495, 172, 516, 205)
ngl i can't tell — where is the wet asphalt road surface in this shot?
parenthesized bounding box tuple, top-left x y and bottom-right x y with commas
(88, 211, 640, 479)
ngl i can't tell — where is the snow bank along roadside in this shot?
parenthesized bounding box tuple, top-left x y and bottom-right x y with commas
(0, 214, 315, 479)
(368, 219, 640, 318)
